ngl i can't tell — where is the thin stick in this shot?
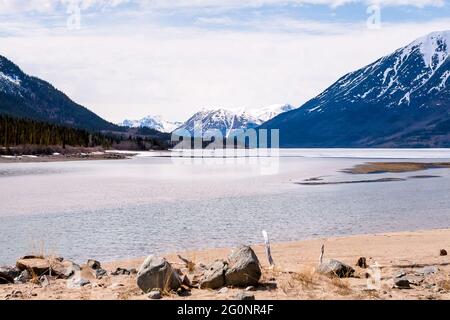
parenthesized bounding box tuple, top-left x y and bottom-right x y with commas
(262, 230, 275, 268)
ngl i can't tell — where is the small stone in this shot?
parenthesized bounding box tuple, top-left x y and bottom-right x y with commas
(393, 271, 406, 279)
(14, 270, 31, 284)
(95, 268, 107, 279)
(87, 259, 102, 270)
(245, 286, 256, 291)
(317, 259, 355, 278)
(11, 290, 23, 298)
(394, 276, 411, 289)
(235, 291, 255, 300)
(67, 276, 90, 288)
(419, 266, 439, 276)
(110, 283, 124, 289)
(217, 287, 229, 294)
(39, 275, 50, 287)
(148, 290, 162, 300)
(111, 268, 131, 276)
(440, 249, 447, 256)
(356, 257, 368, 269)
(177, 286, 191, 297)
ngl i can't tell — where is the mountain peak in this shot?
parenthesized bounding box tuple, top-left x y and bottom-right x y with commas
(261, 30, 450, 147)
(406, 30, 450, 70)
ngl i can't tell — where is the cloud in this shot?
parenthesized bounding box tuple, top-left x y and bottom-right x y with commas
(0, 0, 444, 15)
(2, 17, 449, 123)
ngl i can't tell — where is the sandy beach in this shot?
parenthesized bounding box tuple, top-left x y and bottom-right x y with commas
(1, 228, 450, 300)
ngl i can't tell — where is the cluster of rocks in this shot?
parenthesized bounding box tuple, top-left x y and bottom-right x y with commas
(393, 265, 440, 290)
(0, 255, 136, 289)
(136, 246, 261, 300)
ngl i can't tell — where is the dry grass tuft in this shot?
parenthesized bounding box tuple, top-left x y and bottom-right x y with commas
(330, 277, 352, 296)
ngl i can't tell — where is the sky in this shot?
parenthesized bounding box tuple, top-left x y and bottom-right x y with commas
(0, 0, 449, 123)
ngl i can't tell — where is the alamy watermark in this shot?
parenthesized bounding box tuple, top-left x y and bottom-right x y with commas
(66, 0, 82, 30)
(367, 4, 382, 30)
(170, 121, 280, 176)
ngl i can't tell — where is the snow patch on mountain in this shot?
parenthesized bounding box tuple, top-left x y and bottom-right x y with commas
(174, 104, 295, 137)
(0, 71, 21, 86)
(119, 115, 182, 133)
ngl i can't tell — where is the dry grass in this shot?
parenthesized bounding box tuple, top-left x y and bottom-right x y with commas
(329, 277, 352, 296)
(438, 278, 450, 291)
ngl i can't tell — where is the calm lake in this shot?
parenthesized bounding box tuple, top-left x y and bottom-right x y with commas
(1, 149, 450, 265)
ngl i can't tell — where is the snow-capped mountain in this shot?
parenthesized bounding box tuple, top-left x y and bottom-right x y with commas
(261, 31, 450, 147)
(174, 104, 294, 137)
(119, 115, 182, 133)
(0, 55, 117, 131)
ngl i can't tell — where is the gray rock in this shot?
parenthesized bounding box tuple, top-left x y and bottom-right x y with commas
(217, 287, 229, 294)
(406, 274, 424, 286)
(0, 266, 21, 282)
(317, 259, 355, 278)
(67, 276, 90, 288)
(95, 268, 108, 279)
(200, 260, 227, 289)
(225, 246, 261, 287)
(419, 266, 439, 276)
(111, 268, 132, 276)
(52, 260, 81, 279)
(393, 271, 406, 279)
(394, 276, 411, 289)
(245, 286, 256, 291)
(137, 255, 182, 293)
(148, 290, 162, 300)
(87, 259, 102, 270)
(39, 275, 50, 287)
(235, 291, 255, 300)
(14, 270, 31, 284)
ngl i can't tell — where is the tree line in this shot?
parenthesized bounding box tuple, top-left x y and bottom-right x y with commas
(0, 114, 169, 153)
(0, 114, 116, 149)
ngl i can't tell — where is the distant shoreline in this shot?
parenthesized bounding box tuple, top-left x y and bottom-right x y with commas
(0, 151, 137, 163)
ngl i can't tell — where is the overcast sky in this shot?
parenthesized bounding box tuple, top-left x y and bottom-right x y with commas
(1, 0, 449, 122)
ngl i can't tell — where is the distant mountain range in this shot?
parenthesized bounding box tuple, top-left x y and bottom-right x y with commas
(3, 30, 449, 148)
(122, 104, 294, 136)
(119, 115, 182, 133)
(261, 31, 450, 147)
(0, 55, 118, 132)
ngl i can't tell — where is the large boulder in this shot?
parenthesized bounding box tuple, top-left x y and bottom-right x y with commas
(317, 259, 355, 278)
(16, 257, 80, 279)
(136, 256, 182, 293)
(225, 246, 261, 287)
(199, 260, 227, 289)
(16, 258, 51, 276)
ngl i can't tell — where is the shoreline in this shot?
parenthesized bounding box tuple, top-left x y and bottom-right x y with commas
(2, 228, 450, 300)
(0, 151, 137, 163)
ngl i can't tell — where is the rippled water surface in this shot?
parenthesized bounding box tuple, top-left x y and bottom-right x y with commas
(1, 149, 450, 265)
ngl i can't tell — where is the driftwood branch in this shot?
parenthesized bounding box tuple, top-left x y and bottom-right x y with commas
(262, 230, 275, 268)
(177, 255, 195, 271)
